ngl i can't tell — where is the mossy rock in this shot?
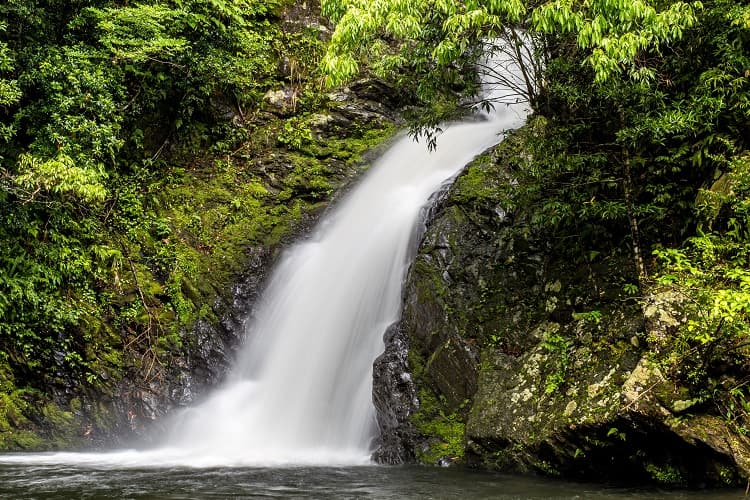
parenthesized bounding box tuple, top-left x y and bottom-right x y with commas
(383, 123, 750, 486)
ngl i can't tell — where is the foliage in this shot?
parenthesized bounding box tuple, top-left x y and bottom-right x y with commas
(541, 328, 572, 395)
(0, 25, 21, 110)
(14, 154, 108, 203)
(322, 0, 701, 114)
(532, 0, 701, 83)
(0, 0, 401, 448)
(653, 154, 750, 399)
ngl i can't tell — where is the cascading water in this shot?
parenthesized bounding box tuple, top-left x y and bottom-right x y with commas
(0, 48, 528, 468)
(159, 97, 527, 466)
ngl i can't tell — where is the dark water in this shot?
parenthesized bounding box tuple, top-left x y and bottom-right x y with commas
(0, 463, 744, 499)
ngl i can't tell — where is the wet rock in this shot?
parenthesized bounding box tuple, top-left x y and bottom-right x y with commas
(382, 126, 750, 485)
(347, 79, 403, 111)
(642, 289, 688, 352)
(209, 97, 243, 125)
(372, 322, 418, 464)
(281, 0, 329, 35)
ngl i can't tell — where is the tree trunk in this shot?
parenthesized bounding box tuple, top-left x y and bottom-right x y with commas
(622, 145, 647, 286)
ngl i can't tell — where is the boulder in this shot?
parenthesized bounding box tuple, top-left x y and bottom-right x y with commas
(376, 126, 750, 486)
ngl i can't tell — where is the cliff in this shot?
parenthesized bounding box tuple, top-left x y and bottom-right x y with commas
(374, 121, 750, 487)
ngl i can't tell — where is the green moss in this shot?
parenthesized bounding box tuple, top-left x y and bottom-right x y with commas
(0, 359, 83, 451)
(452, 155, 498, 205)
(412, 258, 448, 303)
(412, 388, 466, 464)
(408, 346, 426, 380)
(0, 388, 43, 450)
(279, 154, 335, 201)
(42, 403, 80, 449)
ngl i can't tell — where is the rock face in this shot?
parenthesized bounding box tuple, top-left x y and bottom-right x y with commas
(374, 128, 750, 486)
(371, 322, 418, 464)
(105, 246, 272, 443)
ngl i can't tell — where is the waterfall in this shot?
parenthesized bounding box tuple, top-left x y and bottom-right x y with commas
(0, 48, 528, 468)
(156, 54, 528, 466)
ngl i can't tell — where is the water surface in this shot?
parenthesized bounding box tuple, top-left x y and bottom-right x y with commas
(0, 462, 743, 499)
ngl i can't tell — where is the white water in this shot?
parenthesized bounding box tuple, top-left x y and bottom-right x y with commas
(0, 51, 528, 468)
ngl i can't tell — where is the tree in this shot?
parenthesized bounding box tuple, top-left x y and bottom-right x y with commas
(322, 0, 700, 108)
(322, 0, 704, 284)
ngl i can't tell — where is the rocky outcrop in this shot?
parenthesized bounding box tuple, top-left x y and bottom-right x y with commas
(371, 181, 460, 464)
(377, 127, 750, 486)
(371, 322, 419, 464)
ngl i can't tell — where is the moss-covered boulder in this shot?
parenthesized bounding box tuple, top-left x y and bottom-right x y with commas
(376, 124, 750, 486)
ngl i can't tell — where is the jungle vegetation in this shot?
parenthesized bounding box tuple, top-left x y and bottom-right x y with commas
(0, 0, 749, 452)
(0, 0, 398, 447)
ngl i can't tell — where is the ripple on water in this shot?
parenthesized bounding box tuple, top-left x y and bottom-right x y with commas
(0, 462, 745, 499)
